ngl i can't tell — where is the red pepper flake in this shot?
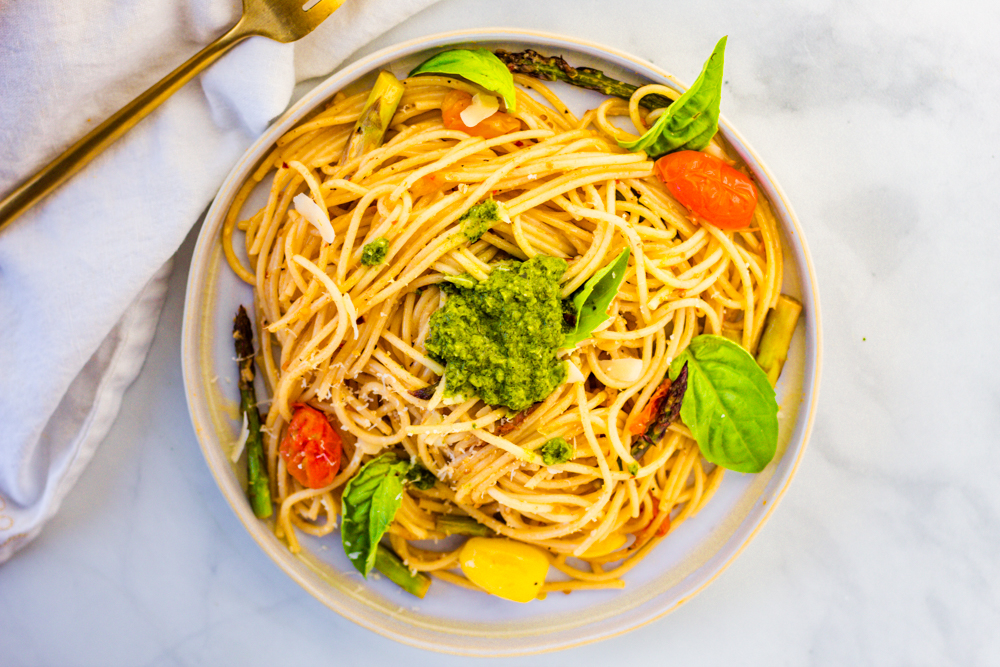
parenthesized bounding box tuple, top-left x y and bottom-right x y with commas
(282, 162, 289, 169)
(514, 141, 524, 147)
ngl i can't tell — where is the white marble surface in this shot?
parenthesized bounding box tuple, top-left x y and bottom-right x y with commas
(3, 0, 999, 664)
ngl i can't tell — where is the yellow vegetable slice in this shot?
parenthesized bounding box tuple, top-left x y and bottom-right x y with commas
(458, 537, 549, 603)
(580, 531, 628, 557)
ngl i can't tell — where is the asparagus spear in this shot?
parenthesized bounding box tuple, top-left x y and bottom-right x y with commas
(631, 363, 688, 461)
(436, 514, 495, 537)
(374, 544, 431, 598)
(756, 295, 803, 386)
(233, 306, 273, 519)
(494, 49, 675, 111)
(339, 70, 405, 166)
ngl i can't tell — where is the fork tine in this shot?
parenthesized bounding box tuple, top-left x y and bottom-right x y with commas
(299, 0, 348, 24)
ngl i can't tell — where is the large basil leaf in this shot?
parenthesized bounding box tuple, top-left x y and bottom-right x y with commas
(669, 334, 778, 473)
(409, 48, 518, 112)
(562, 248, 630, 348)
(619, 36, 727, 158)
(341, 453, 411, 576)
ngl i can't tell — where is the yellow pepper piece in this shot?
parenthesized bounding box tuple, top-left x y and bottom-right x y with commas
(458, 537, 549, 603)
(580, 531, 628, 558)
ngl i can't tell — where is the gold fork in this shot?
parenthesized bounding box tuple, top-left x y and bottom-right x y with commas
(0, 0, 347, 233)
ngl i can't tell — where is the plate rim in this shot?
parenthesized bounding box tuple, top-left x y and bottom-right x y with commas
(181, 26, 823, 656)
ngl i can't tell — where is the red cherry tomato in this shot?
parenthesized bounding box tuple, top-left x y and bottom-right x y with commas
(654, 151, 758, 230)
(441, 90, 521, 139)
(279, 404, 342, 489)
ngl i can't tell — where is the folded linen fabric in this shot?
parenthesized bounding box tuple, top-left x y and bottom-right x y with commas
(0, 0, 439, 563)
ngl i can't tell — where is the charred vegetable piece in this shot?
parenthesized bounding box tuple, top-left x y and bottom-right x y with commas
(375, 544, 431, 598)
(436, 514, 495, 537)
(630, 364, 688, 461)
(233, 306, 273, 519)
(756, 295, 803, 386)
(409, 383, 439, 400)
(339, 70, 404, 166)
(494, 49, 674, 110)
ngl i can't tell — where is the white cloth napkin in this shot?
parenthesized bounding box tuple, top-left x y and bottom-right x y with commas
(0, 0, 439, 563)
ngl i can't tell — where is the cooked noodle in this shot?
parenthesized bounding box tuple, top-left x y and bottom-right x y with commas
(223, 72, 783, 594)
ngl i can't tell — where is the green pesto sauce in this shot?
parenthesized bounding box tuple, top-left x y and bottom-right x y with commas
(361, 237, 389, 266)
(539, 437, 573, 465)
(459, 199, 502, 243)
(425, 255, 567, 411)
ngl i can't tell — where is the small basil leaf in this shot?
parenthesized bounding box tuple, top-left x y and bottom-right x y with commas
(409, 48, 518, 112)
(669, 334, 778, 473)
(562, 248, 630, 348)
(619, 36, 727, 158)
(341, 453, 411, 576)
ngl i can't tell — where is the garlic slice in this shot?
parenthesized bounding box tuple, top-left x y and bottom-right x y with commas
(293, 192, 335, 244)
(565, 359, 587, 384)
(459, 93, 499, 127)
(599, 358, 644, 384)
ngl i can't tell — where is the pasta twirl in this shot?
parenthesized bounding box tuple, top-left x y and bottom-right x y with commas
(223, 71, 782, 596)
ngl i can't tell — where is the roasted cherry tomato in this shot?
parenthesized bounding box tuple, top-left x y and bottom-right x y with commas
(654, 150, 758, 229)
(440, 90, 521, 139)
(279, 404, 342, 489)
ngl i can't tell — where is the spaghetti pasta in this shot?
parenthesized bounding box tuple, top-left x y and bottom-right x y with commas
(224, 64, 783, 597)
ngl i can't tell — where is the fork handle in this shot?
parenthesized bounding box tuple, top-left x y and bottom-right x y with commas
(0, 21, 254, 233)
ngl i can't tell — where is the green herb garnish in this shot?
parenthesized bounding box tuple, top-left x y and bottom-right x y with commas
(341, 453, 437, 577)
(562, 248, 630, 349)
(670, 335, 778, 473)
(459, 199, 504, 243)
(619, 36, 727, 158)
(538, 437, 573, 465)
(361, 237, 390, 266)
(410, 48, 518, 112)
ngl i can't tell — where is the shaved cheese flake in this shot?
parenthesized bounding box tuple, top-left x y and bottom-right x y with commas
(293, 192, 335, 244)
(459, 93, 499, 127)
(231, 412, 249, 463)
(343, 293, 359, 340)
(600, 358, 644, 384)
(565, 359, 586, 384)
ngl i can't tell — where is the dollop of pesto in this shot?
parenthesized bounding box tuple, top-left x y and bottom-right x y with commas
(459, 199, 504, 243)
(425, 255, 568, 411)
(539, 437, 573, 465)
(361, 237, 389, 265)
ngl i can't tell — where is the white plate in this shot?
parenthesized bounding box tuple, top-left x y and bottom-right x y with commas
(181, 28, 822, 656)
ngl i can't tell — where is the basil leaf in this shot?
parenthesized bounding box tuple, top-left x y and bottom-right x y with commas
(619, 36, 727, 158)
(670, 335, 778, 473)
(562, 248, 630, 348)
(410, 48, 518, 112)
(341, 453, 410, 577)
